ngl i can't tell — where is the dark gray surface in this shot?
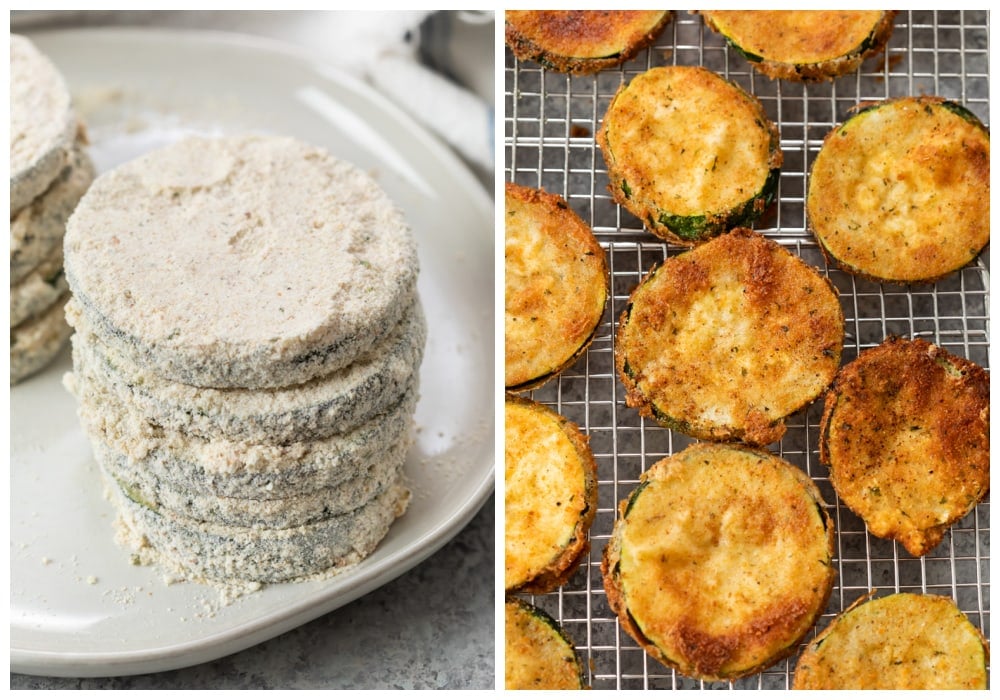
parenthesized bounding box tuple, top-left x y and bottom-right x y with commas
(10, 495, 494, 690)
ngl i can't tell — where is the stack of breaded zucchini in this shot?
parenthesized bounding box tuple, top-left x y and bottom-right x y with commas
(10, 35, 95, 384)
(63, 134, 424, 586)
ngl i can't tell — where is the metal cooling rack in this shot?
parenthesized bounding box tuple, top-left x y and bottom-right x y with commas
(505, 10, 990, 690)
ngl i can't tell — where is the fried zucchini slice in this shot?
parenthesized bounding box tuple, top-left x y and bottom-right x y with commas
(505, 182, 609, 392)
(505, 597, 588, 690)
(616, 228, 843, 445)
(807, 96, 990, 283)
(819, 336, 989, 557)
(602, 442, 835, 681)
(598, 65, 782, 245)
(793, 592, 989, 689)
(505, 394, 598, 595)
(505, 10, 672, 75)
(699, 11, 897, 82)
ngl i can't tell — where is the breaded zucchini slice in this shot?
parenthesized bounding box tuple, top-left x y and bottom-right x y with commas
(807, 96, 990, 283)
(602, 442, 835, 681)
(505, 10, 672, 75)
(597, 65, 782, 245)
(793, 592, 989, 689)
(505, 394, 598, 595)
(505, 597, 588, 690)
(616, 228, 843, 445)
(505, 182, 609, 392)
(699, 11, 897, 82)
(819, 336, 989, 557)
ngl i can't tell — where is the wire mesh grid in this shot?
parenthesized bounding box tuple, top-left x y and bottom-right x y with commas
(504, 10, 989, 690)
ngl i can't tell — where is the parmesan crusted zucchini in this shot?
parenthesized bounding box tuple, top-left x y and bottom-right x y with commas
(602, 442, 835, 681)
(793, 592, 989, 689)
(505, 597, 588, 690)
(819, 337, 989, 557)
(505, 182, 608, 392)
(699, 11, 897, 82)
(807, 96, 990, 283)
(598, 65, 782, 245)
(616, 228, 843, 445)
(505, 394, 598, 595)
(505, 10, 672, 75)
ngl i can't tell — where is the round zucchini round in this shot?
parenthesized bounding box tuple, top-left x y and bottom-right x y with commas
(807, 96, 990, 283)
(505, 596, 588, 690)
(505, 10, 672, 75)
(700, 10, 897, 82)
(602, 442, 835, 681)
(793, 592, 989, 689)
(505, 394, 598, 594)
(615, 228, 843, 445)
(819, 336, 989, 557)
(505, 181, 608, 392)
(598, 65, 782, 245)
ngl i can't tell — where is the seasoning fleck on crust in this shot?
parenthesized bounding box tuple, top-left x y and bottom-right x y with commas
(699, 10, 897, 82)
(505, 596, 588, 690)
(602, 442, 835, 681)
(505, 182, 608, 391)
(793, 592, 989, 689)
(807, 96, 990, 283)
(819, 337, 989, 557)
(505, 395, 598, 595)
(505, 10, 672, 75)
(616, 228, 843, 445)
(598, 65, 782, 245)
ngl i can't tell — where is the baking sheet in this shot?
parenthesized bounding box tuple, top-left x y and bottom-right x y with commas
(505, 9, 989, 689)
(11, 27, 494, 677)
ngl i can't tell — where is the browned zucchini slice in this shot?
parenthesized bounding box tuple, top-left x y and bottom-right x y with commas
(597, 65, 782, 245)
(602, 442, 835, 681)
(505, 596, 588, 690)
(615, 228, 843, 445)
(505, 181, 608, 392)
(819, 336, 989, 557)
(505, 394, 598, 595)
(807, 96, 990, 283)
(505, 10, 672, 75)
(793, 592, 989, 689)
(699, 10, 897, 82)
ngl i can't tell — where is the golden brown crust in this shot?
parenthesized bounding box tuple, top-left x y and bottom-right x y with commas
(819, 336, 989, 557)
(597, 65, 782, 245)
(602, 443, 835, 681)
(793, 591, 989, 689)
(505, 181, 609, 391)
(807, 96, 990, 284)
(505, 394, 599, 595)
(505, 596, 588, 690)
(505, 10, 672, 75)
(699, 10, 897, 82)
(615, 228, 844, 445)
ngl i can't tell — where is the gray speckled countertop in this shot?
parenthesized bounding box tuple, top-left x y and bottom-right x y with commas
(10, 10, 496, 691)
(11, 496, 494, 690)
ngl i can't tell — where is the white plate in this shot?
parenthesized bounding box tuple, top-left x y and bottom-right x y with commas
(10, 28, 495, 677)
